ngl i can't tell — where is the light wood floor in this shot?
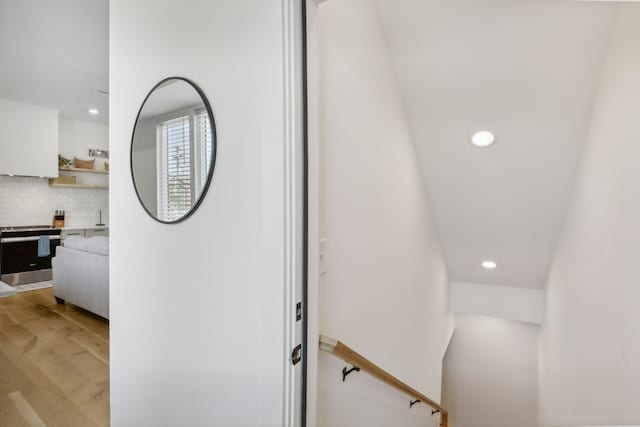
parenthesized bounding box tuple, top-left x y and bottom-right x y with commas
(0, 288, 109, 427)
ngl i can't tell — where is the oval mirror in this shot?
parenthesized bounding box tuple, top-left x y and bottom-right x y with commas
(131, 77, 217, 223)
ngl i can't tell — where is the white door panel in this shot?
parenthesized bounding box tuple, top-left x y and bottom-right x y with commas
(110, 1, 308, 425)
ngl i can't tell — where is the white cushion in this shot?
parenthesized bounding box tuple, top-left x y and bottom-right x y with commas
(53, 246, 109, 318)
(87, 236, 109, 256)
(64, 235, 89, 252)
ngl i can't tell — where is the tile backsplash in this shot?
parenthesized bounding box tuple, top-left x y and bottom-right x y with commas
(0, 175, 108, 227)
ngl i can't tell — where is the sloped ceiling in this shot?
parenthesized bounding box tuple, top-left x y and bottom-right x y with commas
(374, 0, 617, 288)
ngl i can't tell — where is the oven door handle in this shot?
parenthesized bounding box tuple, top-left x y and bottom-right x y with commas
(1, 236, 62, 243)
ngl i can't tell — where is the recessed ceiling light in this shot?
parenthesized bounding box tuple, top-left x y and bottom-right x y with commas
(471, 131, 496, 148)
(482, 260, 497, 270)
(88, 108, 100, 115)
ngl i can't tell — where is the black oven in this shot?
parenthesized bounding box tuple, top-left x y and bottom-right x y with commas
(0, 226, 62, 286)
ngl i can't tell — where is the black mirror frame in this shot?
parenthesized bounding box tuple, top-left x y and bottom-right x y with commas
(130, 76, 218, 224)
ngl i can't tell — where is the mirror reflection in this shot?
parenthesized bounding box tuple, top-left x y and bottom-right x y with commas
(131, 78, 216, 223)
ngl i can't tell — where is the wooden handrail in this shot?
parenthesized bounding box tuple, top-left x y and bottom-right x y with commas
(319, 335, 449, 427)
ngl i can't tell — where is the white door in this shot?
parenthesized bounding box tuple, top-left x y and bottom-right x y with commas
(109, 1, 309, 425)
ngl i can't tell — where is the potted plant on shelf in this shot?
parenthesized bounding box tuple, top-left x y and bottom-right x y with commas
(58, 155, 72, 169)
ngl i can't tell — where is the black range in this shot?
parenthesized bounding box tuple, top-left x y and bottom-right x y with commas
(0, 225, 62, 286)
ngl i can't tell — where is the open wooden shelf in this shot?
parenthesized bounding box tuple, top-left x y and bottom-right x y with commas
(59, 167, 109, 175)
(49, 183, 108, 190)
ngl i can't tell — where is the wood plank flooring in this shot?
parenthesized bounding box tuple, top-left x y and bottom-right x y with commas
(0, 288, 109, 427)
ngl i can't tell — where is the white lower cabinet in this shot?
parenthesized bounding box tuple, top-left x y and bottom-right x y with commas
(61, 228, 109, 240)
(85, 228, 109, 238)
(61, 230, 84, 239)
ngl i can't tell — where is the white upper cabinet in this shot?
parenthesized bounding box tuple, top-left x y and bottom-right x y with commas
(0, 98, 59, 178)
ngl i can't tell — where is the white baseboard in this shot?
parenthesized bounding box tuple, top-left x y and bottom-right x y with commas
(0, 281, 17, 298)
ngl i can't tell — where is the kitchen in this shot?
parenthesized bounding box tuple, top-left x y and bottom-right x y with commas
(0, 2, 112, 425)
(0, 95, 109, 293)
(0, 0, 110, 297)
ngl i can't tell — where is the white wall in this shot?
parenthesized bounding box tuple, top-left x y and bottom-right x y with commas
(59, 116, 109, 170)
(450, 282, 545, 325)
(317, 1, 451, 426)
(0, 116, 108, 227)
(110, 0, 303, 425)
(0, 98, 59, 178)
(59, 116, 110, 188)
(538, 4, 640, 426)
(442, 314, 539, 427)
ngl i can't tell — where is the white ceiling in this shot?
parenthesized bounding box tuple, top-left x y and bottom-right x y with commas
(374, 0, 618, 288)
(0, 0, 621, 289)
(0, 0, 109, 124)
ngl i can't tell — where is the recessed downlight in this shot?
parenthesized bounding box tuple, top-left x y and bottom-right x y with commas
(88, 108, 100, 115)
(471, 131, 496, 148)
(482, 260, 497, 270)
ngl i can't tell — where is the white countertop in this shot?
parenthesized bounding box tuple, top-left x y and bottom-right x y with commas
(60, 225, 109, 231)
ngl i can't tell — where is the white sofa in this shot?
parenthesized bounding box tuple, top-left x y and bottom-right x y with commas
(52, 235, 109, 319)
